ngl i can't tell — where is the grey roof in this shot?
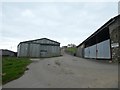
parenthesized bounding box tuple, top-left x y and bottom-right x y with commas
(0, 49, 17, 54)
(0, 49, 16, 52)
(18, 38, 60, 46)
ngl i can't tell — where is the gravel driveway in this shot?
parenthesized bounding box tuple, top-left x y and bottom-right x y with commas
(3, 53, 118, 88)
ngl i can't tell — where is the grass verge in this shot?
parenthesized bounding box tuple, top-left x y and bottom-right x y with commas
(66, 47, 77, 55)
(2, 57, 32, 84)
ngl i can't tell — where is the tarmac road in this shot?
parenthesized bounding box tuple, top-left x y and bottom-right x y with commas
(3, 53, 118, 88)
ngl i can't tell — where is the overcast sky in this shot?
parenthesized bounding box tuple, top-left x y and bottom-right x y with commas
(0, 1, 119, 52)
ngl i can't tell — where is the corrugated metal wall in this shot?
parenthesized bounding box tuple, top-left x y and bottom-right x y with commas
(29, 43, 40, 57)
(17, 38, 60, 58)
(18, 43, 29, 57)
(40, 45, 48, 57)
(89, 44, 96, 58)
(84, 39, 111, 59)
(84, 47, 90, 58)
(17, 45, 20, 56)
(84, 44, 96, 58)
(97, 40, 111, 59)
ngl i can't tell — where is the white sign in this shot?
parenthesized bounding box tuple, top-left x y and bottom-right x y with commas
(111, 43, 119, 48)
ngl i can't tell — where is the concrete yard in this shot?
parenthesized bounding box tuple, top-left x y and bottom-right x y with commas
(3, 53, 118, 88)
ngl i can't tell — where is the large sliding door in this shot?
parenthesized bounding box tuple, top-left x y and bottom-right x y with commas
(97, 39, 111, 59)
(89, 44, 97, 58)
(29, 43, 40, 57)
(84, 39, 111, 59)
(84, 44, 96, 59)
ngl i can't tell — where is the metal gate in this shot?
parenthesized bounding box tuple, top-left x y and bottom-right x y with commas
(84, 39, 111, 59)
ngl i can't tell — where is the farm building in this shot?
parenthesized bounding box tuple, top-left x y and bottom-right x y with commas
(76, 15, 120, 61)
(0, 49, 17, 57)
(17, 38, 61, 58)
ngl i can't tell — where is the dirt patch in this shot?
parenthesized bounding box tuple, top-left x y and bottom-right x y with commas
(54, 60, 61, 66)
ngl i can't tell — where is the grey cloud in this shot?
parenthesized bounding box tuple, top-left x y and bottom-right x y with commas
(1, 2, 118, 51)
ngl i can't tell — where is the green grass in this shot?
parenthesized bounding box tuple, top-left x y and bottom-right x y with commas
(2, 57, 32, 84)
(66, 47, 77, 54)
(0, 75, 1, 86)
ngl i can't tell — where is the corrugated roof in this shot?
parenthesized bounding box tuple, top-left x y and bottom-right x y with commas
(18, 38, 60, 46)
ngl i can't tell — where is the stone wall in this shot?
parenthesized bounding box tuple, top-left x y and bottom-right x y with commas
(109, 16, 120, 62)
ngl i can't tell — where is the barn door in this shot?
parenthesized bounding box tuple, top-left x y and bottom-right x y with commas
(40, 50, 47, 57)
(97, 39, 111, 59)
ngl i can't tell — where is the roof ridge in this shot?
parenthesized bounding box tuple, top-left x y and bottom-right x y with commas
(18, 38, 60, 46)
